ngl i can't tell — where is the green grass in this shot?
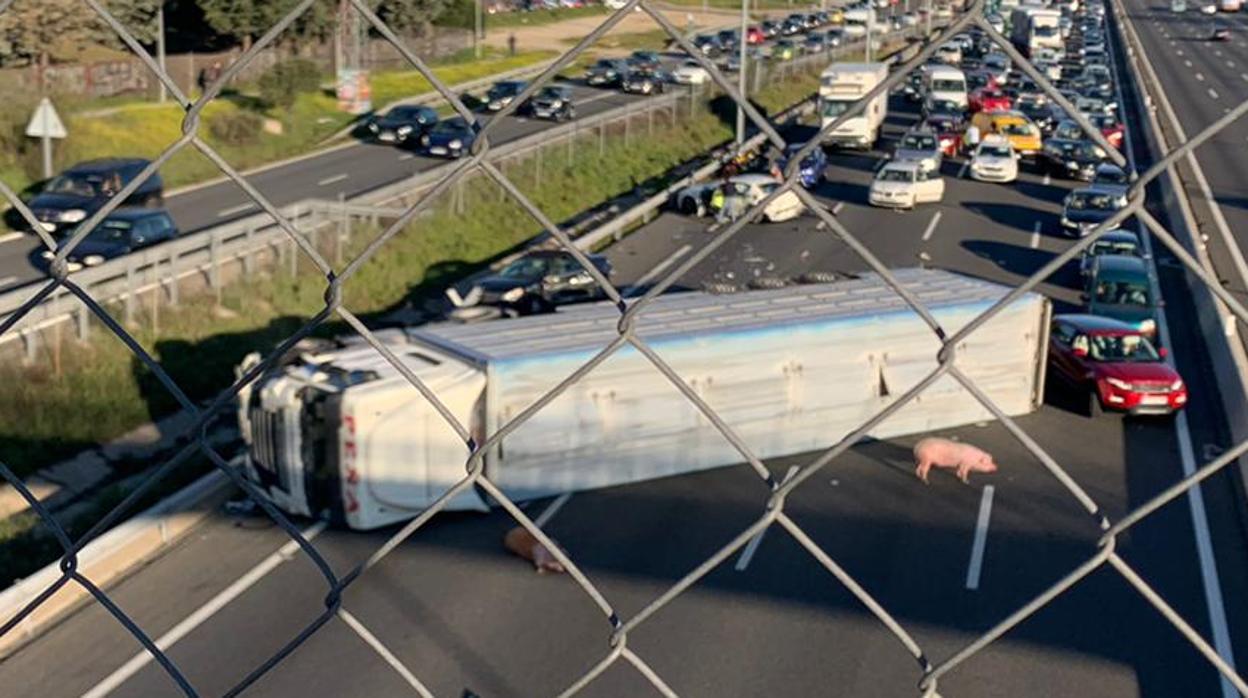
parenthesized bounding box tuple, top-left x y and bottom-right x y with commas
(0, 50, 557, 198)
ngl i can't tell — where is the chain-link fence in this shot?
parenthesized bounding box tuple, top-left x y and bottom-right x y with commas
(2, 0, 1248, 695)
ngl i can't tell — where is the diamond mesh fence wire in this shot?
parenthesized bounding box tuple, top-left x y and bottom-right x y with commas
(0, 0, 1247, 695)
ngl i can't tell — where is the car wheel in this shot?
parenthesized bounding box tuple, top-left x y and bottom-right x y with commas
(679, 197, 699, 215)
(525, 296, 547, 315)
(1088, 390, 1105, 418)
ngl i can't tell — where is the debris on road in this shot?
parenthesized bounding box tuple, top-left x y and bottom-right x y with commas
(504, 526, 566, 574)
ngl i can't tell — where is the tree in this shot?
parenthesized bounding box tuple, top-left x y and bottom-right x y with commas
(377, 0, 449, 35)
(197, 0, 288, 51)
(0, 0, 96, 67)
(95, 0, 162, 46)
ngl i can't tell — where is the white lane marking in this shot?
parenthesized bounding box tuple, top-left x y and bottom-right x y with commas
(0, 231, 24, 244)
(627, 243, 692, 297)
(340, 610, 434, 696)
(1215, 49, 1223, 57)
(1196, 72, 1205, 82)
(965, 485, 995, 591)
(957, 160, 970, 179)
(1184, 59, 1193, 67)
(1209, 88, 1220, 99)
(216, 203, 256, 218)
(1242, 73, 1248, 82)
(534, 492, 572, 528)
(397, 153, 416, 161)
(1042, 172, 1052, 187)
(921, 210, 942, 241)
(736, 466, 799, 571)
(1228, 60, 1237, 68)
(1176, 49, 1184, 56)
(317, 173, 349, 186)
(82, 522, 328, 698)
(1030, 221, 1042, 249)
(832, 201, 845, 214)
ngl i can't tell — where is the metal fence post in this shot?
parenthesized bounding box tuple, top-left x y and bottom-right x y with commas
(599, 121, 605, 156)
(168, 246, 179, 306)
(244, 223, 255, 275)
(124, 259, 136, 325)
(75, 306, 89, 342)
(210, 229, 222, 304)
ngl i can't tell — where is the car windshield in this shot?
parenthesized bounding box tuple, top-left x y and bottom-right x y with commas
(878, 168, 914, 182)
(537, 87, 565, 100)
(1074, 142, 1106, 159)
(489, 82, 523, 96)
(1001, 122, 1035, 137)
(1094, 279, 1151, 306)
(499, 257, 553, 278)
(45, 173, 105, 197)
(388, 107, 426, 120)
(1069, 192, 1117, 210)
(930, 99, 961, 113)
(1088, 333, 1160, 362)
(1036, 26, 1059, 37)
(967, 74, 988, 90)
(1097, 169, 1130, 184)
(822, 100, 854, 117)
(902, 134, 937, 150)
(1090, 239, 1140, 256)
(932, 79, 966, 92)
(84, 220, 131, 242)
(431, 119, 470, 135)
(979, 144, 1012, 158)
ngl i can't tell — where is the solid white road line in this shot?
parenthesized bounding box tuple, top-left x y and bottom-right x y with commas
(0, 231, 24, 244)
(832, 201, 845, 214)
(627, 244, 692, 297)
(965, 485, 995, 591)
(1209, 88, 1220, 99)
(340, 610, 435, 697)
(1030, 221, 1042, 249)
(736, 466, 799, 572)
(921, 210, 942, 241)
(534, 492, 572, 528)
(317, 173, 349, 186)
(216, 203, 256, 218)
(397, 153, 416, 161)
(82, 522, 328, 698)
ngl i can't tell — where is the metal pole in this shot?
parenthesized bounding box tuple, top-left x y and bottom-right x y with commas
(736, 0, 748, 145)
(925, 0, 932, 36)
(867, 6, 874, 61)
(41, 135, 52, 179)
(475, 0, 483, 59)
(157, 4, 167, 103)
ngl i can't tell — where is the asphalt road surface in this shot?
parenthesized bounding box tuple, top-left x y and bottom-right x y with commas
(1117, 0, 1248, 341)
(4, 61, 1248, 696)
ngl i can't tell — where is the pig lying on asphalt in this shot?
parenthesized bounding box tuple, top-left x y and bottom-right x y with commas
(913, 437, 998, 484)
(504, 526, 566, 573)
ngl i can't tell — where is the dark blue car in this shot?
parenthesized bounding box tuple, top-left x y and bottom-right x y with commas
(778, 143, 828, 188)
(40, 208, 178, 271)
(419, 117, 477, 159)
(27, 159, 164, 235)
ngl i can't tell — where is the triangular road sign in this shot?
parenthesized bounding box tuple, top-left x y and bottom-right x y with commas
(26, 98, 67, 139)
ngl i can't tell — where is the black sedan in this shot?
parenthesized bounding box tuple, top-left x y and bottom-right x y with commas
(420, 117, 477, 159)
(366, 105, 438, 145)
(585, 58, 630, 87)
(1040, 138, 1109, 180)
(40, 208, 178, 271)
(466, 250, 613, 315)
(621, 67, 670, 95)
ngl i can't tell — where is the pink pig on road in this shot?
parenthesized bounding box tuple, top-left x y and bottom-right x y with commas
(504, 526, 566, 574)
(912, 437, 999, 484)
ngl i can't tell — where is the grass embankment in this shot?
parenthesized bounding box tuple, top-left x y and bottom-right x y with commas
(0, 50, 556, 197)
(485, 4, 611, 28)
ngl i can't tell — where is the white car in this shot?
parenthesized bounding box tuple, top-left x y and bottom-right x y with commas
(969, 136, 1019, 183)
(1202, 3, 1218, 13)
(675, 174, 805, 222)
(869, 162, 945, 209)
(671, 60, 710, 85)
(935, 43, 963, 65)
(843, 21, 868, 37)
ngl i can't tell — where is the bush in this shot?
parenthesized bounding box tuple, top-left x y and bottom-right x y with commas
(208, 109, 264, 146)
(258, 59, 323, 110)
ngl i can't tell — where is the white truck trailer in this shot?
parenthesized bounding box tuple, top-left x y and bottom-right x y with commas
(237, 269, 1051, 530)
(819, 62, 889, 149)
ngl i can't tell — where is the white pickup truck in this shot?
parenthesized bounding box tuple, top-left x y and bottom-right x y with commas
(237, 269, 1051, 530)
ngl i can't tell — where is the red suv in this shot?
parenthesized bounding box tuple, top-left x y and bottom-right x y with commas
(1048, 315, 1187, 416)
(969, 88, 1012, 113)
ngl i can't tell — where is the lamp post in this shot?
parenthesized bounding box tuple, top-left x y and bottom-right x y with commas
(736, 0, 748, 144)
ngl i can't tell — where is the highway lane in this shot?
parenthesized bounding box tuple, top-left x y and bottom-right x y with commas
(5, 88, 1248, 696)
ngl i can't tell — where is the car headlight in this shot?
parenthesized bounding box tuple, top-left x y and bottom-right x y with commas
(1105, 377, 1132, 391)
(449, 139, 463, 150)
(1061, 215, 1073, 226)
(1171, 379, 1184, 391)
(1065, 161, 1079, 169)
(83, 254, 105, 267)
(1139, 319, 1156, 334)
(501, 287, 526, 302)
(58, 209, 87, 223)
(550, 100, 563, 108)
(368, 122, 379, 132)
(397, 125, 413, 135)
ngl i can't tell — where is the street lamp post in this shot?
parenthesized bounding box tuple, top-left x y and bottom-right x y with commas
(475, 0, 484, 58)
(736, 0, 748, 144)
(157, 4, 167, 103)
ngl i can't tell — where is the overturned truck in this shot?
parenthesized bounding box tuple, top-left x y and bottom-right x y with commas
(238, 269, 1051, 530)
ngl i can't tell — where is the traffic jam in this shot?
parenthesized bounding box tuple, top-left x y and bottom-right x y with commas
(663, 0, 1188, 419)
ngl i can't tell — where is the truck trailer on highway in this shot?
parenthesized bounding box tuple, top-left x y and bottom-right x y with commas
(237, 269, 1052, 530)
(819, 62, 889, 149)
(1010, 6, 1063, 56)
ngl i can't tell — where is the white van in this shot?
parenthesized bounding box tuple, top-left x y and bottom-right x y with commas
(922, 64, 968, 109)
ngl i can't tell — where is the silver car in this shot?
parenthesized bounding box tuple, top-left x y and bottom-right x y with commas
(891, 129, 943, 173)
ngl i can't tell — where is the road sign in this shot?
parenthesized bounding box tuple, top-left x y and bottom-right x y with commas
(25, 98, 67, 139)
